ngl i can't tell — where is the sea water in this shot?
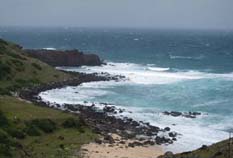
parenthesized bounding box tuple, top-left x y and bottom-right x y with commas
(1, 27, 233, 152)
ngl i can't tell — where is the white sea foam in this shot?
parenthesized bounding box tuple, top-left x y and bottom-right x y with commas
(58, 62, 233, 85)
(147, 67, 170, 72)
(42, 47, 56, 50)
(42, 62, 233, 153)
(170, 55, 204, 60)
(38, 86, 230, 153)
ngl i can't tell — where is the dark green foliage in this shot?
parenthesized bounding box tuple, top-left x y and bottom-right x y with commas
(27, 119, 57, 134)
(0, 39, 8, 45)
(31, 62, 42, 70)
(0, 88, 10, 95)
(24, 124, 41, 136)
(0, 45, 6, 54)
(0, 129, 13, 157)
(0, 61, 11, 80)
(8, 53, 27, 60)
(10, 59, 24, 67)
(0, 144, 12, 158)
(0, 111, 9, 128)
(6, 127, 26, 139)
(62, 118, 81, 128)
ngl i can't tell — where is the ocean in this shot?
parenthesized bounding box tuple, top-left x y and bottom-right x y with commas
(1, 27, 233, 152)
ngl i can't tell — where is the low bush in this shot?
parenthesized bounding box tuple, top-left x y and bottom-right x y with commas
(10, 59, 24, 67)
(26, 119, 57, 134)
(62, 117, 86, 133)
(0, 88, 10, 95)
(0, 61, 11, 80)
(31, 63, 42, 70)
(0, 128, 12, 146)
(6, 127, 26, 139)
(8, 53, 27, 60)
(24, 124, 41, 136)
(0, 111, 9, 128)
(62, 118, 81, 128)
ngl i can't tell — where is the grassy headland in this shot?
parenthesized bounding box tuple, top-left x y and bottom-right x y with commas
(0, 39, 96, 158)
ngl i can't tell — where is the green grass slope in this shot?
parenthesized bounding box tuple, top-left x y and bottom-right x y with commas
(0, 38, 71, 95)
(0, 96, 96, 158)
(0, 39, 96, 157)
(160, 139, 233, 158)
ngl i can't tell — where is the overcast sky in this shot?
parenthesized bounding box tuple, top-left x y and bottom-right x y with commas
(0, 0, 233, 30)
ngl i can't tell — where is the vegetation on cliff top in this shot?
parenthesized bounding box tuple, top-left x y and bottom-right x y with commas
(0, 39, 96, 157)
(0, 38, 71, 95)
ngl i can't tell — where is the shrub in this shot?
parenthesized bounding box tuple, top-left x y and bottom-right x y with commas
(62, 117, 86, 133)
(6, 127, 26, 139)
(0, 39, 8, 45)
(8, 53, 27, 60)
(0, 111, 9, 128)
(0, 88, 10, 95)
(0, 61, 11, 80)
(62, 118, 81, 128)
(26, 119, 56, 134)
(31, 63, 42, 70)
(0, 129, 17, 157)
(0, 129, 12, 145)
(24, 124, 41, 136)
(0, 144, 12, 158)
(10, 59, 24, 67)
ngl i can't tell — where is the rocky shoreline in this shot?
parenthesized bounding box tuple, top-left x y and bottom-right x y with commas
(19, 72, 179, 149)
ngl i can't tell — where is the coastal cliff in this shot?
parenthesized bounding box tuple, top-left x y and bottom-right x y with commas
(25, 49, 102, 67)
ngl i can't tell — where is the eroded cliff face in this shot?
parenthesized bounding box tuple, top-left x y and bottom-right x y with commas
(25, 49, 102, 67)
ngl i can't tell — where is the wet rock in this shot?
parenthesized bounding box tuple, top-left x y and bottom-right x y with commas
(168, 132, 177, 137)
(64, 104, 79, 111)
(170, 111, 182, 117)
(103, 106, 116, 113)
(163, 111, 201, 119)
(163, 151, 174, 158)
(143, 140, 155, 146)
(164, 127, 170, 131)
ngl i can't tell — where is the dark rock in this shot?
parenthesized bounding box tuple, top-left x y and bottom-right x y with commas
(104, 135, 115, 144)
(128, 143, 135, 148)
(163, 111, 201, 119)
(164, 127, 171, 131)
(170, 111, 182, 117)
(144, 140, 155, 146)
(168, 132, 177, 137)
(199, 145, 208, 150)
(103, 106, 116, 113)
(25, 49, 102, 66)
(163, 151, 174, 158)
(94, 138, 102, 144)
(58, 136, 64, 140)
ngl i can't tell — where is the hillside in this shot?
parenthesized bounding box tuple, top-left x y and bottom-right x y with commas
(159, 138, 232, 158)
(0, 39, 71, 95)
(0, 39, 96, 158)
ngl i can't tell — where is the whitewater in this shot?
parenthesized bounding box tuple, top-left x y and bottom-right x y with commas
(39, 62, 233, 153)
(2, 27, 233, 153)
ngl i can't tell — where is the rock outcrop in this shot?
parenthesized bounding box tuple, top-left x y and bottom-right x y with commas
(25, 49, 102, 66)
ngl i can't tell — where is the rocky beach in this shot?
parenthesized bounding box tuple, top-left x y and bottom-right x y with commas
(18, 71, 178, 157)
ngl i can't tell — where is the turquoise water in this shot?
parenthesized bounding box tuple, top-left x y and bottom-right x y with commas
(1, 27, 233, 152)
